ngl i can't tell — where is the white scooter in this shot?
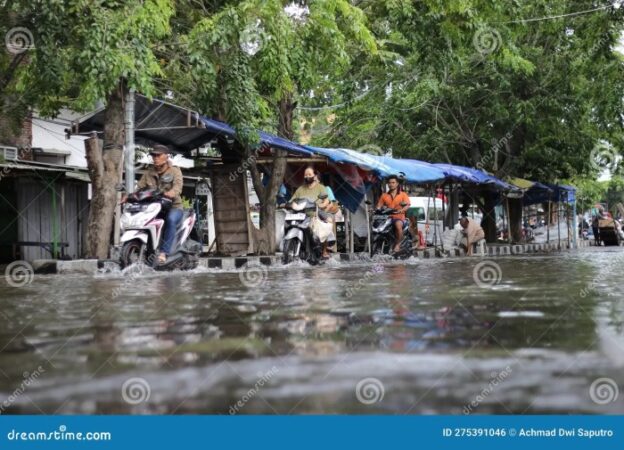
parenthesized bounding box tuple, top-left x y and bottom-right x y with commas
(119, 175, 200, 270)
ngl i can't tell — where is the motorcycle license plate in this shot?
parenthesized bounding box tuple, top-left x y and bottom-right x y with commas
(285, 213, 306, 220)
(373, 215, 389, 220)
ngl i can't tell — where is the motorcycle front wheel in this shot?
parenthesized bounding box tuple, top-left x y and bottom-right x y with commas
(371, 237, 391, 256)
(282, 238, 301, 264)
(120, 239, 147, 268)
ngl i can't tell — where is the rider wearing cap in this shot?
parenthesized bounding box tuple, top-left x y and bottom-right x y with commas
(136, 144, 184, 263)
(376, 175, 410, 252)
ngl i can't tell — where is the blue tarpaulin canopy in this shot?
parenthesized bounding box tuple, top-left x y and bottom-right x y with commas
(76, 94, 577, 212)
(376, 157, 447, 183)
(305, 146, 395, 176)
(199, 116, 315, 155)
(433, 163, 520, 192)
(520, 182, 576, 205)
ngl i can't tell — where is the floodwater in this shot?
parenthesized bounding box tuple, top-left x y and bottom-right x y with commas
(0, 247, 623, 415)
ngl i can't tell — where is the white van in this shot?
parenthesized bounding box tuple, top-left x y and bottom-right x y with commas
(408, 196, 447, 246)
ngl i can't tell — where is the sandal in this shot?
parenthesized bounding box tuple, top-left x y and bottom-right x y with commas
(158, 253, 167, 264)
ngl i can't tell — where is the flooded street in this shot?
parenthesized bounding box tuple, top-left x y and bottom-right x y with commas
(1, 247, 623, 415)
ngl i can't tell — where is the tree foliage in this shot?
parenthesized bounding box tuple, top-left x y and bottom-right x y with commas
(313, 0, 624, 183)
(8, 0, 174, 117)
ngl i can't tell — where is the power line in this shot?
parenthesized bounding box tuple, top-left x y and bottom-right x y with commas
(502, 2, 616, 24)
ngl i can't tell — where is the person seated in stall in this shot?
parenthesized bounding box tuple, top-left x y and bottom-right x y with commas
(319, 173, 340, 252)
(406, 208, 426, 250)
(459, 212, 485, 256)
(289, 166, 334, 259)
(376, 175, 410, 253)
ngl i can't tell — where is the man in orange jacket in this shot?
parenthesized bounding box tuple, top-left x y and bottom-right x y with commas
(376, 175, 410, 252)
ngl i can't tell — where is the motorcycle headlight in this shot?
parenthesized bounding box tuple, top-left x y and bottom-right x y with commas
(121, 203, 160, 229)
(120, 213, 135, 229)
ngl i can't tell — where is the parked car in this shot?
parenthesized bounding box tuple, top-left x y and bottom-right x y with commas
(407, 196, 447, 246)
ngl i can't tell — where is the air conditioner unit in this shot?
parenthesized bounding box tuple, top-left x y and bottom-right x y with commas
(0, 146, 18, 161)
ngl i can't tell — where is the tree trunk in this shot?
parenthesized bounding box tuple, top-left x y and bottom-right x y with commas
(248, 94, 293, 255)
(508, 198, 523, 243)
(84, 81, 125, 259)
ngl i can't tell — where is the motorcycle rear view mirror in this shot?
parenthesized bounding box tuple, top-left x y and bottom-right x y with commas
(364, 200, 372, 205)
(161, 173, 174, 183)
(400, 201, 408, 207)
(318, 193, 328, 200)
(115, 183, 126, 192)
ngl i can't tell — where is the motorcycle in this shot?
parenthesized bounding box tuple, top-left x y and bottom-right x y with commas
(370, 202, 412, 256)
(119, 176, 201, 270)
(281, 195, 328, 265)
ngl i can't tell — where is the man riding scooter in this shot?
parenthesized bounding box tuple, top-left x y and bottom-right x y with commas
(376, 175, 410, 253)
(128, 144, 184, 265)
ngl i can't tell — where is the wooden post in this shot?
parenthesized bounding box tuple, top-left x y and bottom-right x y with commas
(547, 200, 551, 243)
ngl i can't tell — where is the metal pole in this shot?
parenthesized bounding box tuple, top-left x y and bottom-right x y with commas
(506, 198, 512, 244)
(349, 210, 354, 254)
(557, 201, 561, 248)
(566, 193, 571, 249)
(365, 199, 371, 253)
(572, 196, 578, 249)
(114, 152, 124, 246)
(433, 186, 440, 252)
(441, 185, 446, 231)
(124, 88, 136, 193)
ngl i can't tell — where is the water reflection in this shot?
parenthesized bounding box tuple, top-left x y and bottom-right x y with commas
(0, 248, 622, 414)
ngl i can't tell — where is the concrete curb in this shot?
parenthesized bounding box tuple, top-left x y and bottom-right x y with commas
(24, 241, 586, 275)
